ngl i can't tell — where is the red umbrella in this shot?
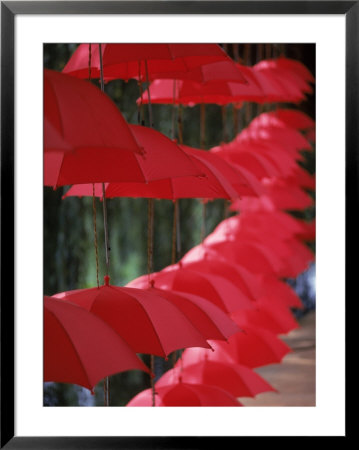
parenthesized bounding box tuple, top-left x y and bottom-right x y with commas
(44, 69, 148, 187)
(44, 296, 149, 391)
(252, 109, 315, 131)
(53, 276, 212, 358)
(157, 362, 275, 398)
(180, 244, 262, 301)
(180, 322, 292, 369)
(138, 73, 263, 106)
(203, 239, 285, 276)
(63, 43, 245, 82)
(181, 145, 263, 197)
(243, 121, 312, 153)
(261, 178, 314, 211)
(127, 382, 242, 406)
(211, 141, 282, 179)
(127, 263, 254, 314)
(129, 286, 240, 342)
(274, 57, 315, 84)
(255, 59, 313, 95)
(259, 274, 303, 309)
(231, 301, 299, 335)
(253, 62, 306, 103)
(45, 114, 202, 188)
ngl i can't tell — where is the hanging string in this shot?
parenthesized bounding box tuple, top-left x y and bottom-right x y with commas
(265, 43, 272, 60)
(150, 354, 156, 407)
(88, 45, 100, 289)
(147, 198, 154, 285)
(98, 44, 110, 276)
(92, 184, 100, 288)
(200, 103, 206, 149)
(177, 104, 184, 145)
(171, 79, 177, 140)
(147, 197, 155, 406)
(201, 201, 206, 243)
(221, 105, 228, 143)
(138, 61, 145, 126)
(144, 60, 154, 128)
(98, 43, 110, 407)
(171, 200, 178, 265)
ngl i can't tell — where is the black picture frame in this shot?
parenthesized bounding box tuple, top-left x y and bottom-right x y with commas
(1, 1, 353, 447)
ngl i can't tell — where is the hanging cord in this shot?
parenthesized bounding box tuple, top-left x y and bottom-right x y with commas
(171, 79, 177, 140)
(138, 61, 145, 126)
(98, 43, 110, 407)
(177, 104, 184, 145)
(88, 45, 100, 289)
(171, 200, 178, 265)
(266, 43, 272, 60)
(147, 199, 154, 285)
(200, 103, 206, 149)
(98, 44, 110, 276)
(92, 185, 100, 288)
(221, 105, 228, 143)
(147, 198, 156, 406)
(144, 60, 154, 128)
(201, 201, 206, 243)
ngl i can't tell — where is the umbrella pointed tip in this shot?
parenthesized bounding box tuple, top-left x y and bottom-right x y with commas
(104, 275, 110, 286)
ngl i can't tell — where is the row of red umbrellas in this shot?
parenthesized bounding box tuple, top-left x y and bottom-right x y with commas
(44, 43, 315, 406)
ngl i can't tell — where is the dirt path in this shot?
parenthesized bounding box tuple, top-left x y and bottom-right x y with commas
(240, 310, 316, 406)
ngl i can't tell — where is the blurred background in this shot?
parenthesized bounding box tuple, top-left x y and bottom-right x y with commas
(43, 43, 315, 406)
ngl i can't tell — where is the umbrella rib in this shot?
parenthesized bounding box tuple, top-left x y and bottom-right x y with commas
(128, 294, 167, 357)
(48, 80, 65, 138)
(49, 310, 93, 390)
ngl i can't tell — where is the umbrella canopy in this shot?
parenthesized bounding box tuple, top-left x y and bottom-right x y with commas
(44, 69, 148, 187)
(45, 106, 202, 187)
(138, 66, 264, 106)
(127, 382, 242, 406)
(158, 361, 275, 398)
(251, 109, 315, 131)
(203, 239, 285, 276)
(211, 141, 282, 179)
(180, 321, 292, 369)
(52, 276, 212, 358)
(62, 141, 242, 200)
(63, 43, 246, 82)
(129, 286, 240, 342)
(127, 263, 254, 314)
(44, 296, 149, 391)
(231, 301, 299, 335)
(180, 244, 262, 300)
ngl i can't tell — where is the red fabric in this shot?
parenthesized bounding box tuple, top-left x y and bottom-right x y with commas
(127, 382, 242, 406)
(127, 264, 254, 314)
(180, 322, 292, 369)
(63, 143, 261, 200)
(63, 44, 244, 82)
(138, 287, 240, 341)
(257, 109, 315, 130)
(157, 362, 275, 398)
(231, 302, 299, 335)
(180, 250, 262, 301)
(44, 296, 149, 390)
(53, 282, 212, 358)
(45, 100, 202, 187)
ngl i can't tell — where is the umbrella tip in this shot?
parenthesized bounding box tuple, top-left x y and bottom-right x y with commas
(150, 279, 155, 288)
(104, 275, 110, 286)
